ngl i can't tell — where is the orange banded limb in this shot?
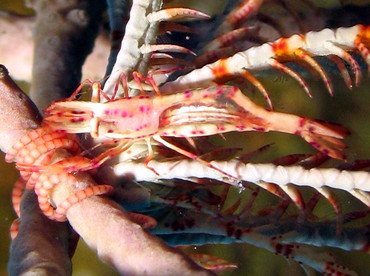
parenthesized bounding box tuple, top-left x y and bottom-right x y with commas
(34, 172, 75, 220)
(6, 126, 80, 165)
(12, 178, 26, 218)
(16, 137, 80, 165)
(10, 219, 20, 240)
(53, 185, 113, 221)
(26, 165, 113, 221)
(5, 126, 59, 163)
(126, 212, 157, 229)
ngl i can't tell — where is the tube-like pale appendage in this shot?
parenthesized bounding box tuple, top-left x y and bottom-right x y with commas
(114, 159, 370, 193)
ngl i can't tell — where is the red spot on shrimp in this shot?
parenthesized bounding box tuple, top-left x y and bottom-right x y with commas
(299, 117, 306, 126)
(253, 127, 265, 132)
(321, 149, 330, 155)
(139, 105, 151, 113)
(216, 86, 224, 95)
(184, 90, 192, 98)
(70, 118, 84, 123)
(217, 125, 226, 131)
(56, 129, 67, 133)
(226, 86, 238, 98)
(190, 129, 205, 135)
(121, 111, 128, 117)
(296, 118, 306, 133)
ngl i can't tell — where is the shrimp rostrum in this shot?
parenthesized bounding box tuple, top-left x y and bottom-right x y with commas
(43, 83, 348, 176)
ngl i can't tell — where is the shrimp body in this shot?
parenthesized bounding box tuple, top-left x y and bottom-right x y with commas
(49, 96, 162, 139)
(44, 85, 348, 160)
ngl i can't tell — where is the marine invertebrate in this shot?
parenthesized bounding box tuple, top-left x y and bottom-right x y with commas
(1, 0, 370, 275)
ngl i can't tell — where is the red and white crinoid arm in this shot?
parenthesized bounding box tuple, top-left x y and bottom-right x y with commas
(161, 24, 370, 105)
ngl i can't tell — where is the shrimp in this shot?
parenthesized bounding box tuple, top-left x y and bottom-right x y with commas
(42, 83, 348, 177)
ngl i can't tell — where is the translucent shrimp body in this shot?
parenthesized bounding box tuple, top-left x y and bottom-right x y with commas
(44, 84, 348, 160)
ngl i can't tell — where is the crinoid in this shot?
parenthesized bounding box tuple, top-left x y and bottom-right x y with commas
(1, 1, 370, 275)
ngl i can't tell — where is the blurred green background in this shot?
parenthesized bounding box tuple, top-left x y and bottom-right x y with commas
(0, 1, 370, 276)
